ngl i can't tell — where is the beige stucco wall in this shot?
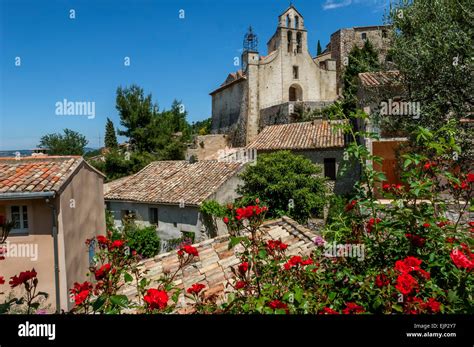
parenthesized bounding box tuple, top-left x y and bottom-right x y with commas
(0, 199, 56, 312)
(57, 164, 105, 311)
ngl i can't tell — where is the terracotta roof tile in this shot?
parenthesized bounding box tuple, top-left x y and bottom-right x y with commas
(358, 70, 401, 87)
(247, 120, 346, 151)
(0, 156, 83, 194)
(104, 160, 244, 206)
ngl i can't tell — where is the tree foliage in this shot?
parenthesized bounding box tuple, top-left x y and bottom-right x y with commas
(237, 151, 328, 223)
(105, 118, 118, 149)
(39, 128, 88, 156)
(387, 0, 473, 163)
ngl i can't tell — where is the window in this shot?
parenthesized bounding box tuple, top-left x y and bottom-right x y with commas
(296, 32, 302, 53)
(286, 14, 290, 28)
(324, 158, 337, 180)
(287, 31, 292, 52)
(361, 32, 367, 40)
(10, 205, 28, 232)
(149, 207, 158, 225)
(292, 66, 299, 79)
(382, 29, 388, 38)
(294, 16, 299, 29)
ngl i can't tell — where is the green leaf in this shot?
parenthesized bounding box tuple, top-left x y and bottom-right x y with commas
(92, 295, 106, 312)
(228, 236, 246, 249)
(110, 295, 129, 308)
(124, 273, 133, 283)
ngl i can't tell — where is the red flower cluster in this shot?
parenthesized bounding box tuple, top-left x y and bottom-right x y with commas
(9, 269, 37, 288)
(0, 276, 5, 285)
(405, 296, 441, 314)
(423, 161, 436, 171)
(405, 233, 426, 248)
(382, 183, 404, 193)
(235, 281, 246, 289)
(178, 245, 199, 257)
(469, 221, 474, 233)
(268, 300, 288, 313)
(96, 235, 108, 246)
(450, 248, 474, 270)
(319, 307, 339, 315)
(238, 262, 249, 274)
(266, 239, 288, 251)
(94, 263, 111, 281)
(342, 302, 365, 314)
(375, 274, 390, 288)
(109, 240, 125, 250)
(394, 257, 430, 295)
(453, 173, 474, 190)
(366, 218, 381, 233)
(235, 205, 268, 220)
(144, 288, 169, 311)
(345, 199, 357, 212)
(187, 283, 206, 295)
(283, 256, 313, 270)
(70, 281, 93, 306)
(223, 217, 229, 224)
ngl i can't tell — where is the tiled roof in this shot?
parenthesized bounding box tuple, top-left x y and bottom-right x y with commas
(210, 70, 246, 95)
(104, 160, 243, 206)
(358, 70, 401, 87)
(247, 120, 346, 151)
(121, 217, 317, 311)
(0, 156, 84, 194)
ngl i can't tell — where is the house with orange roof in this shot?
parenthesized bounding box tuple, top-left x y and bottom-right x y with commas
(0, 156, 106, 312)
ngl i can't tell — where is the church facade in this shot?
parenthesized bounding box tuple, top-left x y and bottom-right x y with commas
(210, 5, 338, 146)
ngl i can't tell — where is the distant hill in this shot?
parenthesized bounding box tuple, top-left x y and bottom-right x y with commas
(0, 148, 98, 158)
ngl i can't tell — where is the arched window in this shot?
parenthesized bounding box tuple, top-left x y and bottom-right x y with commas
(296, 32, 302, 53)
(294, 16, 299, 29)
(289, 84, 303, 102)
(286, 15, 290, 28)
(287, 31, 292, 53)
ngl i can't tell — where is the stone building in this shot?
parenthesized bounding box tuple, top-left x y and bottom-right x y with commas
(104, 160, 244, 249)
(210, 5, 338, 147)
(322, 25, 392, 94)
(247, 120, 358, 195)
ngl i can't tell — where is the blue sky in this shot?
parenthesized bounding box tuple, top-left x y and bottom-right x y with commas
(0, 0, 389, 150)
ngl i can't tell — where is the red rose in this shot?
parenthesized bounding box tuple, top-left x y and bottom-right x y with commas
(255, 198, 260, 204)
(268, 300, 288, 311)
(467, 173, 474, 183)
(267, 240, 288, 251)
(421, 298, 441, 313)
(109, 240, 125, 250)
(0, 276, 4, 285)
(450, 249, 474, 270)
(94, 263, 111, 281)
(342, 302, 365, 314)
(96, 235, 108, 245)
(345, 200, 357, 211)
(70, 281, 93, 294)
(223, 217, 229, 224)
(395, 273, 418, 295)
(187, 283, 205, 295)
(366, 218, 381, 233)
(74, 290, 90, 306)
(422, 222, 431, 228)
(235, 281, 246, 289)
(180, 245, 199, 257)
(375, 274, 389, 288)
(319, 307, 339, 315)
(301, 258, 314, 266)
(446, 237, 456, 244)
(9, 269, 37, 288)
(144, 288, 168, 311)
(238, 262, 249, 274)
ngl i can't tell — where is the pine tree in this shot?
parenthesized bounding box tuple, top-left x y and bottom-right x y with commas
(105, 118, 118, 149)
(317, 40, 322, 56)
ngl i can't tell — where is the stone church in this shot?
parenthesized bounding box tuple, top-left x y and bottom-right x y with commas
(210, 5, 338, 147)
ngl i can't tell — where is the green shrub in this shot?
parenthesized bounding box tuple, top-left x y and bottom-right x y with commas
(125, 225, 161, 258)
